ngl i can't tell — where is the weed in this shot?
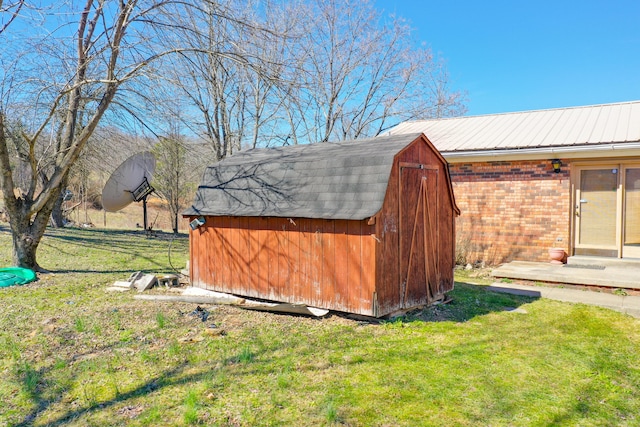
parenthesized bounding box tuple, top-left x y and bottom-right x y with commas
(53, 358, 67, 370)
(183, 389, 200, 425)
(82, 383, 98, 406)
(17, 361, 39, 397)
(500, 278, 514, 283)
(140, 406, 162, 423)
(74, 317, 86, 332)
(112, 310, 123, 330)
(168, 340, 182, 357)
(140, 350, 159, 363)
(119, 329, 134, 343)
(277, 374, 290, 389)
(111, 380, 121, 399)
(237, 346, 253, 363)
(1, 336, 22, 361)
(156, 311, 167, 329)
(325, 400, 340, 424)
(613, 288, 628, 296)
(455, 219, 473, 265)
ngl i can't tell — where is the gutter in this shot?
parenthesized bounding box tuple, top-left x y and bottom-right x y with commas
(442, 142, 640, 163)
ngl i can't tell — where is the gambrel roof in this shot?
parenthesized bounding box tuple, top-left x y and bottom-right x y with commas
(387, 101, 640, 157)
(185, 133, 442, 220)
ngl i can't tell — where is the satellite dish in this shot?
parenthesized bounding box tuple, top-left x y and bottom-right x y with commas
(102, 152, 156, 212)
(102, 151, 156, 231)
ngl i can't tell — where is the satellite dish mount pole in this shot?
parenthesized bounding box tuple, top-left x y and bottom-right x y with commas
(142, 195, 149, 231)
(131, 177, 155, 231)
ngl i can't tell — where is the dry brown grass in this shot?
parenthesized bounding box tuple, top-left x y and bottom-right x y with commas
(70, 201, 189, 232)
(0, 190, 190, 233)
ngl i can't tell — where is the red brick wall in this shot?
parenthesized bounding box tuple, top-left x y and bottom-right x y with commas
(450, 160, 570, 265)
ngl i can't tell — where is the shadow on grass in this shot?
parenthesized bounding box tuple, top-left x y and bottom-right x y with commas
(15, 361, 195, 427)
(35, 228, 188, 273)
(390, 281, 539, 323)
(12, 336, 274, 427)
(1, 227, 188, 273)
(42, 228, 185, 252)
(41, 268, 153, 275)
(45, 227, 187, 241)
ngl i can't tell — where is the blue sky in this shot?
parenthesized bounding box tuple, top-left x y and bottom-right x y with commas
(376, 0, 640, 116)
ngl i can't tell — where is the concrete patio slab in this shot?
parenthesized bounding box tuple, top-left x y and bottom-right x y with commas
(491, 260, 640, 290)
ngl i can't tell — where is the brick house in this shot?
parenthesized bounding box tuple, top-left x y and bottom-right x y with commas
(388, 101, 640, 264)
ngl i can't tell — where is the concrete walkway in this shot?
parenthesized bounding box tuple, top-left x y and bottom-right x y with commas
(487, 282, 640, 318)
(491, 259, 640, 290)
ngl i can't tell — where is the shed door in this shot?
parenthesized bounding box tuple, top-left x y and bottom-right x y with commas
(400, 165, 439, 308)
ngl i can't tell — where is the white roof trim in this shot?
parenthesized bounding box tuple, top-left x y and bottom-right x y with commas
(443, 142, 640, 163)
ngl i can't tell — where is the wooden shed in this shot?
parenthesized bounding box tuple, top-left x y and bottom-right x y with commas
(184, 133, 460, 317)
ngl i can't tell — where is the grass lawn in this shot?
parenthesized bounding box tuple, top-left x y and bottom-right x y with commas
(1, 226, 640, 426)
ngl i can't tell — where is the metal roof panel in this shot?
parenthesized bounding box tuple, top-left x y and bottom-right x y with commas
(387, 101, 640, 152)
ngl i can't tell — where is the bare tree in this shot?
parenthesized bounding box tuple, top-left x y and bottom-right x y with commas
(0, 0, 255, 270)
(164, 0, 465, 150)
(0, 0, 23, 35)
(151, 132, 203, 234)
(283, 0, 466, 143)
(0, 0, 122, 269)
(160, 0, 300, 157)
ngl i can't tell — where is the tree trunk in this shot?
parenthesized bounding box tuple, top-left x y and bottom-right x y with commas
(48, 175, 68, 228)
(12, 225, 41, 270)
(172, 208, 179, 234)
(50, 193, 65, 228)
(8, 191, 59, 271)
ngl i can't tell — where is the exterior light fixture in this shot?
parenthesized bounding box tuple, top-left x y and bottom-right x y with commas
(189, 216, 206, 230)
(551, 159, 562, 173)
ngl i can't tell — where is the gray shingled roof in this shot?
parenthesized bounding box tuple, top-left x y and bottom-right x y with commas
(184, 133, 423, 220)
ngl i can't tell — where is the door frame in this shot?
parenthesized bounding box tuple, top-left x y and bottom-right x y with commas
(571, 160, 640, 258)
(398, 163, 439, 307)
(621, 165, 640, 258)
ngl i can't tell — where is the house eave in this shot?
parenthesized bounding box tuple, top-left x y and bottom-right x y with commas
(442, 142, 640, 163)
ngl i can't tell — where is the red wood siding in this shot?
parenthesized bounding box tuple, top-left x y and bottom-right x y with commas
(188, 134, 457, 317)
(190, 216, 377, 315)
(374, 137, 457, 316)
